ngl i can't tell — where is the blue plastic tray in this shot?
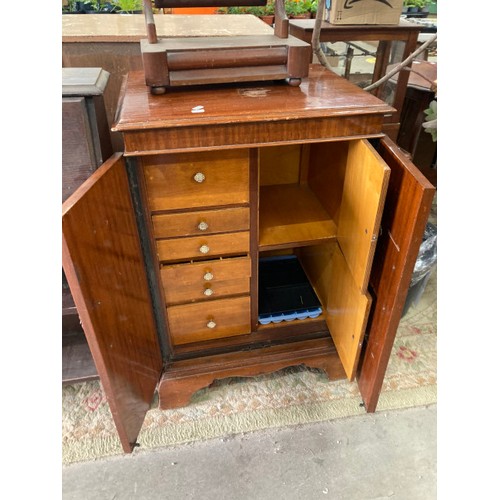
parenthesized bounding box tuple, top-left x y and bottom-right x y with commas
(258, 255, 323, 325)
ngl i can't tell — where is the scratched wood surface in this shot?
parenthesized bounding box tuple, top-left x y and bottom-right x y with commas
(113, 65, 394, 132)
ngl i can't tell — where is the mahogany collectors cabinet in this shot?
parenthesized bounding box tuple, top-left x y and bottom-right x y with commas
(62, 65, 435, 453)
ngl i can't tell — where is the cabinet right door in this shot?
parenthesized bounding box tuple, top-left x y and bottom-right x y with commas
(356, 136, 436, 412)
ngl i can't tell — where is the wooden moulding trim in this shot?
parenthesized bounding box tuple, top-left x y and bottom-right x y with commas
(158, 337, 345, 409)
(164, 337, 339, 377)
(112, 108, 392, 132)
(120, 118, 387, 155)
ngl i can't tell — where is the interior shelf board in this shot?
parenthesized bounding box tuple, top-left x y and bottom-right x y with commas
(259, 184, 337, 250)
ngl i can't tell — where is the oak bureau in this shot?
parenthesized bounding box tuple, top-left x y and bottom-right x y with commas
(62, 64, 435, 453)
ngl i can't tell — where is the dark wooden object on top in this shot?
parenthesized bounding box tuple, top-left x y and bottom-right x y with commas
(140, 0, 310, 94)
(62, 67, 113, 385)
(288, 19, 422, 142)
(63, 65, 435, 453)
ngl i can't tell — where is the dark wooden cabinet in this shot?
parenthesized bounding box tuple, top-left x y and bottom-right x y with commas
(62, 65, 435, 453)
(62, 67, 113, 384)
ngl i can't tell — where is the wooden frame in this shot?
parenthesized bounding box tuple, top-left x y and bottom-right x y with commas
(140, 0, 311, 93)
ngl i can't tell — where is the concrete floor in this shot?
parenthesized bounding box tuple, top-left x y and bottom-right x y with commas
(62, 404, 437, 499)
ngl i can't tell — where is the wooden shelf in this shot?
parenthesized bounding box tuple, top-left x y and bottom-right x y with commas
(259, 184, 337, 250)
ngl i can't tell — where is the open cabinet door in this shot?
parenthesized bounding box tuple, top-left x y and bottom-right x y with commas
(357, 137, 436, 412)
(62, 153, 163, 453)
(326, 139, 390, 380)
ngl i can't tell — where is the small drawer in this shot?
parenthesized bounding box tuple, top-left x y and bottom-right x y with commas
(152, 207, 250, 239)
(161, 257, 251, 304)
(167, 296, 251, 345)
(142, 149, 249, 212)
(156, 231, 250, 263)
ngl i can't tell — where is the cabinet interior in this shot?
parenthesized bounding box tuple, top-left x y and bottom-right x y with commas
(143, 139, 389, 378)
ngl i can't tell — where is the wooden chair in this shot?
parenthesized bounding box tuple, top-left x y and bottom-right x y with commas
(141, 0, 311, 93)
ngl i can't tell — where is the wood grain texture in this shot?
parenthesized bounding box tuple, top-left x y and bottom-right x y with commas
(158, 337, 344, 409)
(156, 230, 250, 262)
(112, 66, 394, 155)
(152, 207, 249, 239)
(326, 243, 371, 381)
(259, 144, 302, 186)
(307, 141, 348, 228)
(336, 139, 390, 293)
(62, 153, 163, 452)
(161, 256, 251, 304)
(288, 19, 421, 127)
(357, 137, 435, 411)
(142, 149, 250, 211)
(259, 184, 337, 250)
(167, 296, 251, 345)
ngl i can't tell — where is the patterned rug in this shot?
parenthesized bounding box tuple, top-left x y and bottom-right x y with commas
(62, 269, 437, 465)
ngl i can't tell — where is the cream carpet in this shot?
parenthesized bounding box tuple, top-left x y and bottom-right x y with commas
(62, 268, 436, 465)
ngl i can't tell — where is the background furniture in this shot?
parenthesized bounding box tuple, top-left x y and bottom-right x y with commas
(63, 66, 435, 453)
(62, 14, 275, 151)
(288, 19, 422, 142)
(392, 60, 437, 186)
(62, 67, 112, 384)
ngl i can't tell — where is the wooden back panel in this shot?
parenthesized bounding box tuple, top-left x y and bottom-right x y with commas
(62, 153, 163, 452)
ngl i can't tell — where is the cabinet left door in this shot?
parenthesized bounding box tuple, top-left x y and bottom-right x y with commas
(62, 153, 163, 453)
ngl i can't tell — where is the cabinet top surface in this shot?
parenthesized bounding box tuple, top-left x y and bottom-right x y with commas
(112, 65, 395, 132)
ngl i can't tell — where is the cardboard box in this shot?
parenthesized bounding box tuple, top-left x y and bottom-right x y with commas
(324, 0, 404, 25)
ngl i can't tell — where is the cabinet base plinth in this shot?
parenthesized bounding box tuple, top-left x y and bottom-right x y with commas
(158, 337, 345, 410)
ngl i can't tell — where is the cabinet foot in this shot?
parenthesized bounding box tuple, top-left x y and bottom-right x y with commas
(158, 338, 346, 410)
(288, 78, 302, 87)
(151, 86, 167, 95)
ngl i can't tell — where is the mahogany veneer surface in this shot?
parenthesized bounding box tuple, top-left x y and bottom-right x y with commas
(112, 65, 395, 154)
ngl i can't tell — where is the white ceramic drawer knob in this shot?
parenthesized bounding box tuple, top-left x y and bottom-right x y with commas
(203, 288, 214, 296)
(198, 221, 209, 231)
(199, 244, 210, 254)
(203, 271, 214, 281)
(207, 320, 216, 329)
(193, 172, 206, 183)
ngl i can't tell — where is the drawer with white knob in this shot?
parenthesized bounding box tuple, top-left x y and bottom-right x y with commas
(152, 207, 249, 239)
(156, 231, 250, 263)
(167, 296, 251, 345)
(161, 257, 251, 305)
(142, 149, 250, 212)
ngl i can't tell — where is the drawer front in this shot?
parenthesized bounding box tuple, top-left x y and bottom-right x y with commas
(143, 150, 250, 212)
(157, 231, 250, 262)
(167, 296, 251, 345)
(161, 257, 251, 304)
(152, 207, 250, 239)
